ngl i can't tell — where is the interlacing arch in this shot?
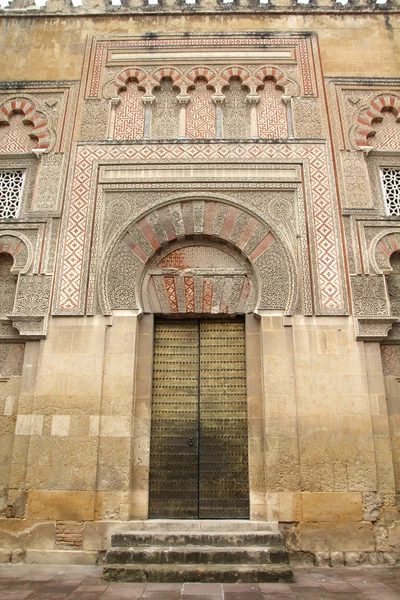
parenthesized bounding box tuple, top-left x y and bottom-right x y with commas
(113, 68, 149, 94)
(355, 94, 400, 148)
(0, 97, 51, 151)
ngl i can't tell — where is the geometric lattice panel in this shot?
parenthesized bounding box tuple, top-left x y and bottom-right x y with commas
(0, 170, 24, 218)
(381, 168, 400, 216)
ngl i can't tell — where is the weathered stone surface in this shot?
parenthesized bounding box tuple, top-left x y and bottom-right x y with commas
(300, 523, 375, 553)
(302, 493, 363, 523)
(104, 525, 292, 583)
(363, 492, 383, 522)
(27, 491, 96, 521)
(344, 552, 368, 567)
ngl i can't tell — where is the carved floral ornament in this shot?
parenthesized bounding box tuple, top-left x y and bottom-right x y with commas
(0, 97, 53, 154)
(99, 197, 297, 317)
(353, 93, 400, 152)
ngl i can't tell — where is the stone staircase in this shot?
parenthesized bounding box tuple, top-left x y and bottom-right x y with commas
(103, 520, 293, 583)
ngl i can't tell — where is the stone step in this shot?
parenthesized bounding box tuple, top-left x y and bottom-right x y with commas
(106, 545, 289, 565)
(111, 520, 279, 533)
(111, 531, 283, 548)
(103, 563, 294, 583)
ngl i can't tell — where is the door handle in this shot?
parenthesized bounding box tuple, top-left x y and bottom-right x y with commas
(188, 437, 195, 447)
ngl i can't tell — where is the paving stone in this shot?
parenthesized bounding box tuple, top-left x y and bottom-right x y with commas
(23, 594, 67, 600)
(258, 583, 294, 593)
(144, 583, 183, 590)
(223, 593, 263, 600)
(183, 583, 222, 594)
(321, 582, 360, 593)
(0, 592, 35, 599)
(65, 593, 104, 600)
(140, 593, 182, 600)
(74, 583, 109, 591)
(260, 595, 299, 600)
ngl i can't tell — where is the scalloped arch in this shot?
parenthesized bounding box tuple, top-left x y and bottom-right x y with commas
(254, 66, 297, 96)
(0, 97, 51, 151)
(370, 230, 400, 275)
(0, 232, 32, 274)
(113, 68, 149, 94)
(355, 94, 400, 149)
(149, 67, 184, 92)
(184, 66, 218, 89)
(220, 66, 252, 86)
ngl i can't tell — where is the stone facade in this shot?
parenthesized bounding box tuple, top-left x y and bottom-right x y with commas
(1, 0, 400, 567)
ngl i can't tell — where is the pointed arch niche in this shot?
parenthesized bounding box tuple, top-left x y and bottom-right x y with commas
(99, 198, 296, 317)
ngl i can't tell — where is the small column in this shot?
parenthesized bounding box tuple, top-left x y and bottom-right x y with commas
(107, 97, 121, 139)
(246, 93, 261, 139)
(212, 92, 225, 139)
(282, 95, 294, 138)
(177, 94, 190, 139)
(142, 94, 155, 139)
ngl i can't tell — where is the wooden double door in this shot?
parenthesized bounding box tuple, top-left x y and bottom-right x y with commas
(148, 318, 249, 519)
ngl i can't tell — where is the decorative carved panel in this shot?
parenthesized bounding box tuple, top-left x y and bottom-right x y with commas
(186, 81, 216, 140)
(114, 82, 145, 140)
(151, 79, 180, 139)
(257, 81, 288, 139)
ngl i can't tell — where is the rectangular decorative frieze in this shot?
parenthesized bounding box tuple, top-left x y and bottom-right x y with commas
(53, 141, 347, 316)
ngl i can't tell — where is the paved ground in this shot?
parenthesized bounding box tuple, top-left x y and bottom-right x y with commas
(1, 564, 400, 599)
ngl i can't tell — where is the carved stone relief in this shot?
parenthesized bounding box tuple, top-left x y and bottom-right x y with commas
(257, 81, 288, 139)
(223, 79, 251, 139)
(151, 79, 180, 139)
(186, 81, 216, 139)
(80, 99, 109, 140)
(351, 274, 389, 316)
(114, 82, 145, 140)
(13, 275, 52, 316)
(292, 97, 322, 138)
(0, 255, 17, 317)
(106, 241, 141, 309)
(386, 252, 400, 317)
(340, 150, 373, 209)
(254, 240, 290, 309)
(33, 154, 65, 212)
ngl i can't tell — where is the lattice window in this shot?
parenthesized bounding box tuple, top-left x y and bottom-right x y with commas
(0, 170, 24, 219)
(381, 168, 400, 216)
